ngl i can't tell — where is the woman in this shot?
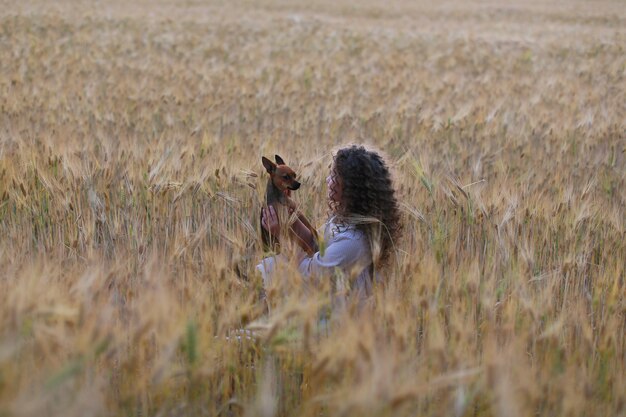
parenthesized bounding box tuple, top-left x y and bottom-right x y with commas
(259, 144, 402, 306)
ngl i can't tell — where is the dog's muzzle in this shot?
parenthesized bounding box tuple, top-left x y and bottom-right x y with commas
(289, 182, 301, 190)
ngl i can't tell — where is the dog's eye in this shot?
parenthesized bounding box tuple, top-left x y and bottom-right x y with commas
(283, 175, 289, 180)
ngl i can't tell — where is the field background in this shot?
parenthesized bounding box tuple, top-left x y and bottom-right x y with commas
(0, 0, 624, 416)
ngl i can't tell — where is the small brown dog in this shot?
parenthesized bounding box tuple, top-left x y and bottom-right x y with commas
(261, 155, 318, 255)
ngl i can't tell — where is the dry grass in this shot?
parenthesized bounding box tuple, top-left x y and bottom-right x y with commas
(0, 0, 624, 416)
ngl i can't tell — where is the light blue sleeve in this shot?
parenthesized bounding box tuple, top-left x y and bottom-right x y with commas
(298, 233, 368, 280)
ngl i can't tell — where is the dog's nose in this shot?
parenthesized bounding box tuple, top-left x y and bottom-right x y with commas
(291, 182, 301, 190)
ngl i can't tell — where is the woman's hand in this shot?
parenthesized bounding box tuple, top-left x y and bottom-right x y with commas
(261, 206, 280, 236)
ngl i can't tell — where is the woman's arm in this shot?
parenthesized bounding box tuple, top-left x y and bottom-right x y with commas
(289, 214, 318, 255)
(298, 233, 368, 281)
(261, 205, 318, 255)
(283, 196, 319, 255)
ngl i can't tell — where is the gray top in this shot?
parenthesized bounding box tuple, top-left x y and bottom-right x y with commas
(256, 218, 378, 309)
(256, 218, 381, 307)
(298, 218, 376, 304)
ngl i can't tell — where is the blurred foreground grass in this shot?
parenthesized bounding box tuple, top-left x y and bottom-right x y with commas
(0, 1, 624, 416)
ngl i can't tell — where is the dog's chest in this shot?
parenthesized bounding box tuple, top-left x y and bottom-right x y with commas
(265, 180, 286, 205)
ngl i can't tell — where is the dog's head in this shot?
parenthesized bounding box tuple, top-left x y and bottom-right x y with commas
(262, 154, 300, 191)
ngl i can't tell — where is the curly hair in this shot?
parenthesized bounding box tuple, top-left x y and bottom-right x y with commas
(329, 145, 402, 269)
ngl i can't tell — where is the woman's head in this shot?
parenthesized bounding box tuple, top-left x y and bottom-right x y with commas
(327, 145, 402, 269)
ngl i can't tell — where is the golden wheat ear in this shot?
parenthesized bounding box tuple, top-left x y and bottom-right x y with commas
(274, 154, 285, 165)
(262, 156, 276, 173)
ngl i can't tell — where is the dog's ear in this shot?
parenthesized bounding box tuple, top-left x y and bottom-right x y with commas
(274, 155, 285, 165)
(262, 156, 276, 173)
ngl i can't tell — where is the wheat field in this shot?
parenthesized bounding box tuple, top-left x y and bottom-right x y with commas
(0, 0, 624, 416)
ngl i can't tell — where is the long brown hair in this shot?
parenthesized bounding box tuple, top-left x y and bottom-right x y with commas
(329, 145, 402, 269)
